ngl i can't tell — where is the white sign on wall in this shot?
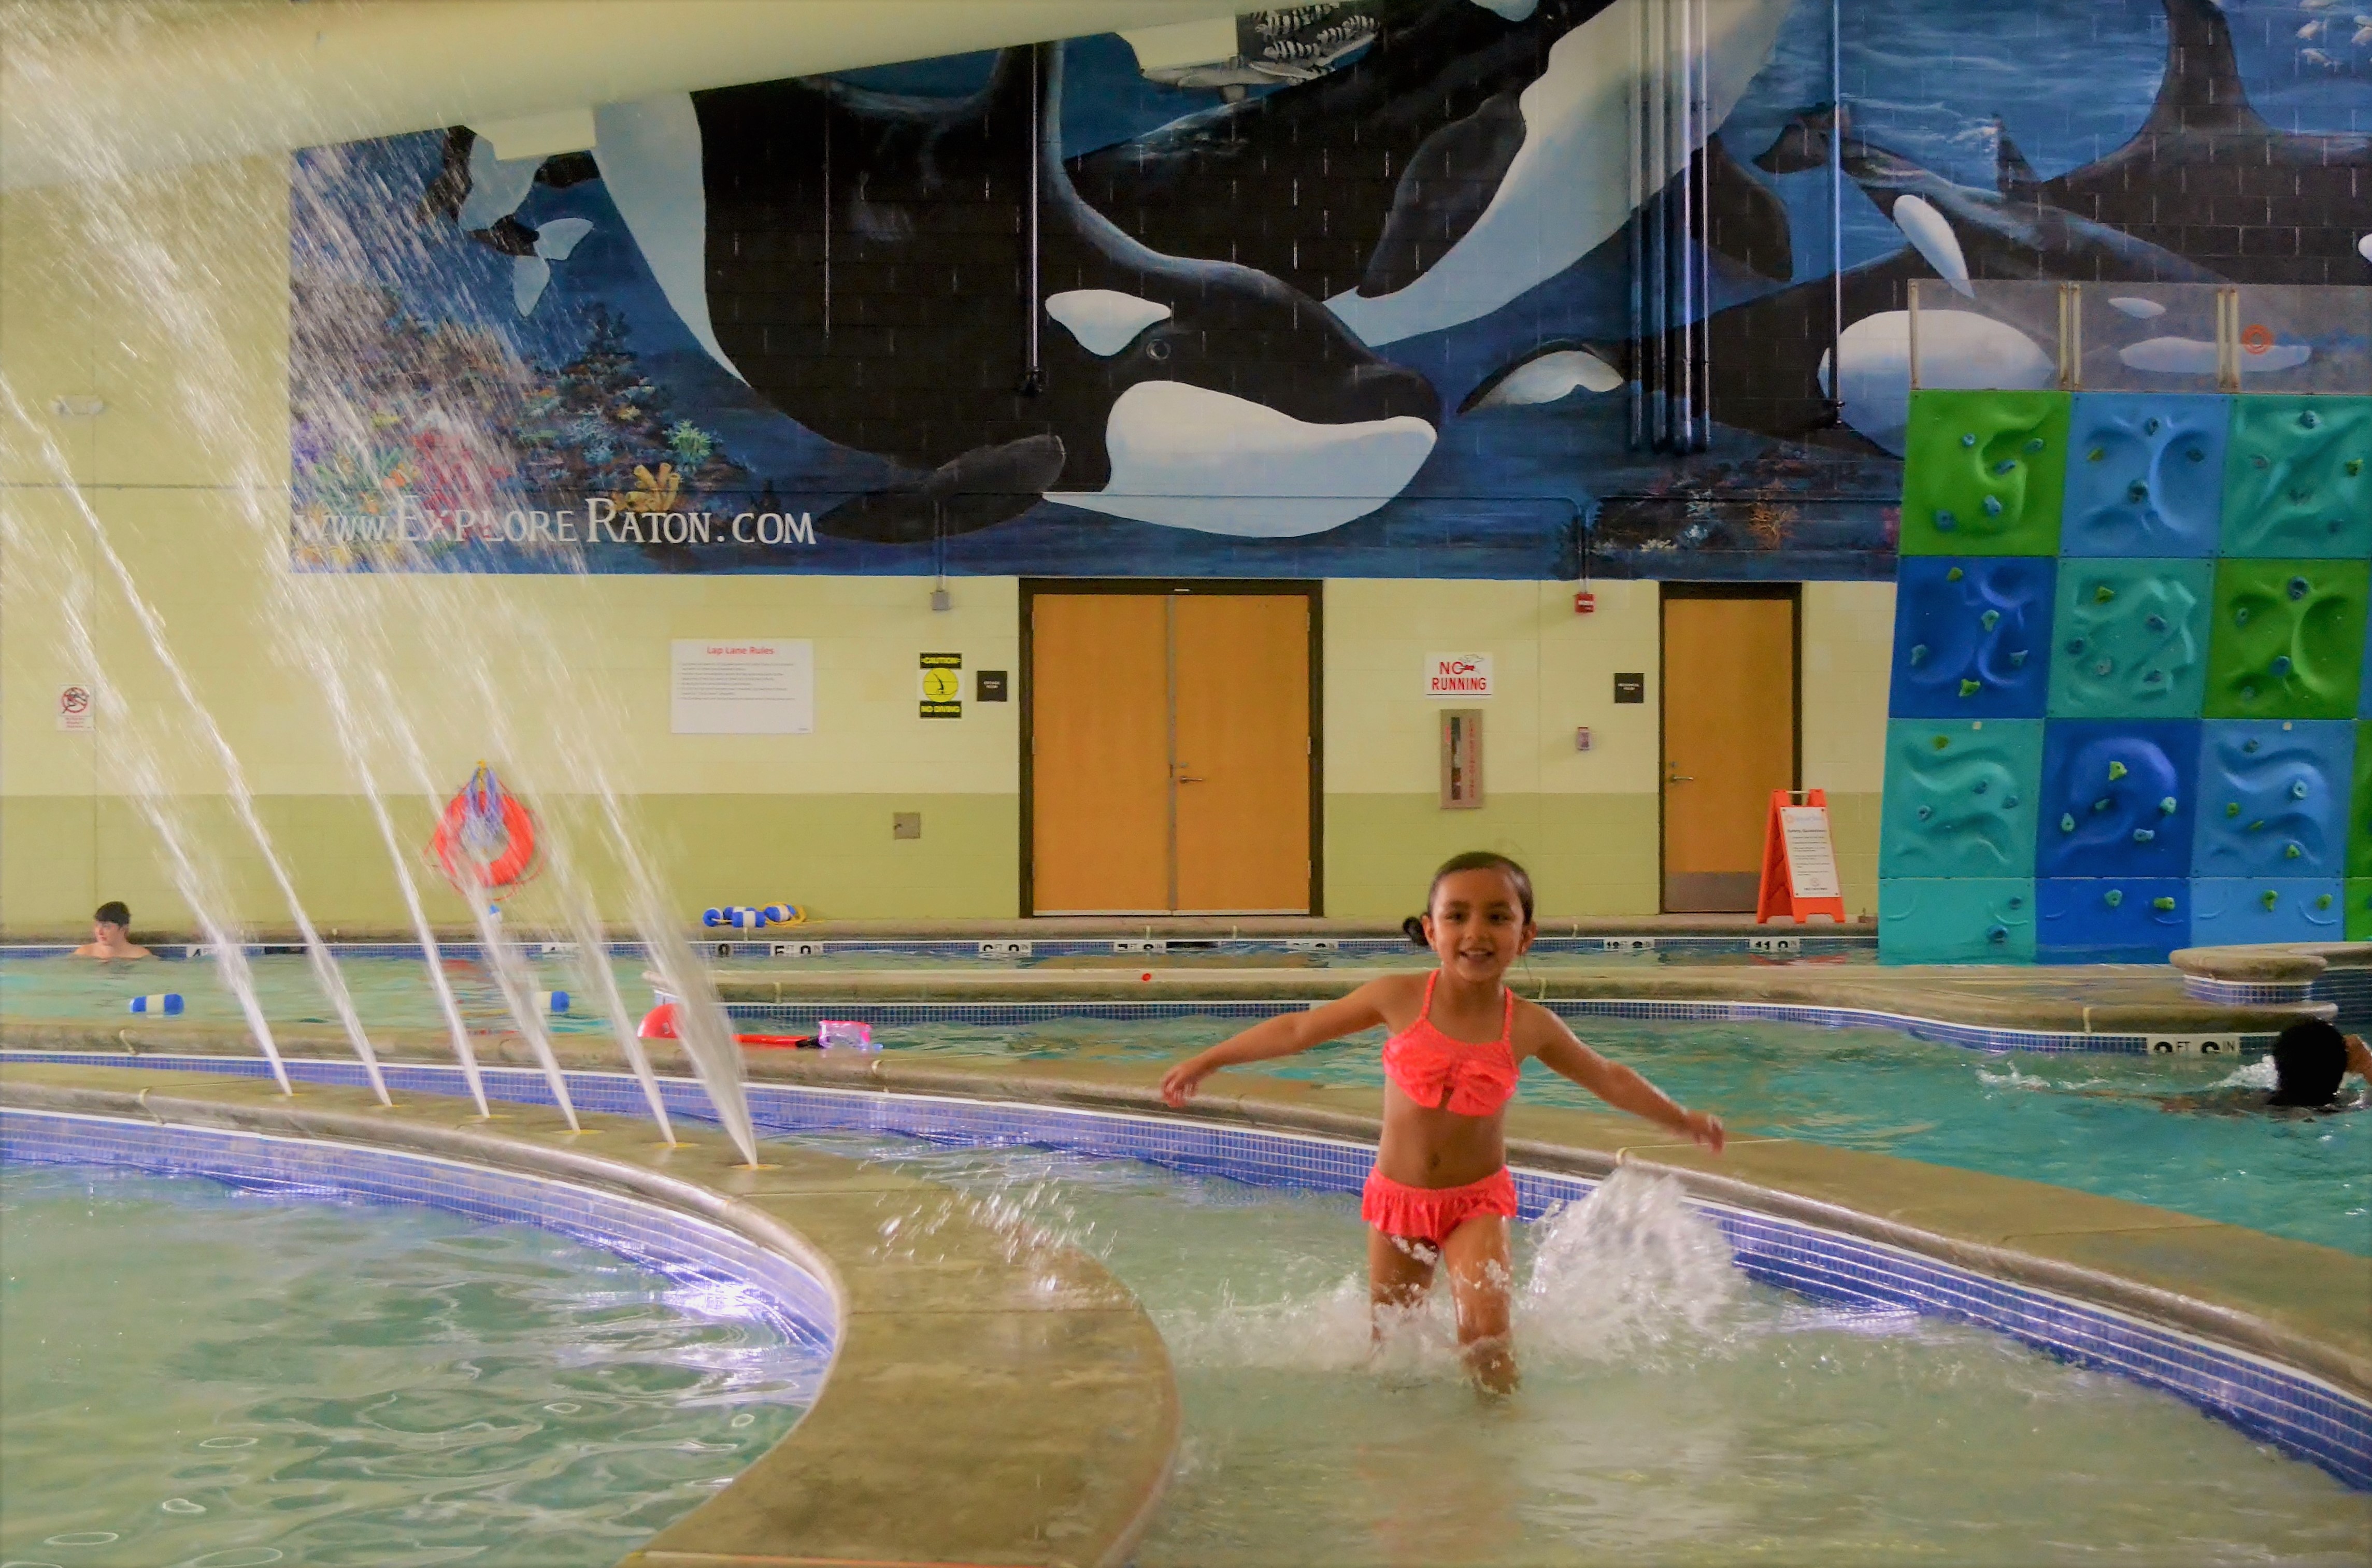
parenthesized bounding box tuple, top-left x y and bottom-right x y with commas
(55, 682, 93, 732)
(669, 640, 813, 734)
(1424, 653, 1493, 698)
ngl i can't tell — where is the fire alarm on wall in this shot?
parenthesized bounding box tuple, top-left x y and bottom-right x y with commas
(1574, 590, 1596, 614)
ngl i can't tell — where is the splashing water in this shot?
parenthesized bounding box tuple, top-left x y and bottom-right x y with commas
(2213, 1056, 2281, 1091)
(1157, 1169, 1745, 1380)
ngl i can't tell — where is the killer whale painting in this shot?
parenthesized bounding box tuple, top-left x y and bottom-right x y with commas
(288, 0, 2368, 580)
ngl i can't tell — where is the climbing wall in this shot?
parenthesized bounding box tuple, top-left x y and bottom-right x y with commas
(1879, 391, 2372, 964)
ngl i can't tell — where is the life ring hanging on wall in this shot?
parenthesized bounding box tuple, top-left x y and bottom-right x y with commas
(430, 762, 539, 892)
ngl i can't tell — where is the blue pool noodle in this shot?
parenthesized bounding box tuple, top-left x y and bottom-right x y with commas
(543, 990, 569, 1014)
(128, 993, 183, 1016)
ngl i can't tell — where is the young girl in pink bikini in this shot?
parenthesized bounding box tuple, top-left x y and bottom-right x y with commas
(1160, 852, 1725, 1391)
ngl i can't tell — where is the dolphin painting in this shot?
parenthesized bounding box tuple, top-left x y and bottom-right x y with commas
(585, 45, 1440, 540)
(1071, 0, 1794, 348)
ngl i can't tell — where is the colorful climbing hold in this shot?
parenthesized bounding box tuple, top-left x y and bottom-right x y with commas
(2248, 819, 2266, 832)
(2093, 584, 2115, 603)
(1935, 510, 1956, 531)
(1932, 736, 1951, 751)
(2284, 842, 2303, 858)
(2061, 813, 2077, 833)
(2132, 828, 2154, 843)
(2348, 459, 2363, 477)
(1971, 778, 1989, 794)
(2065, 638, 2086, 655)
(1909, 644, 1927, 665)
(2093, 659, 2114, 677)
(2225, 802, 2240, 817)
(2087, 446, 2105, 463)
(1992, 459, 2017, 476)
(2298, 409, 2319, 430)
(1987, 925, 2008, 943)
(2144, 614, 2166, 633)
(2317, 894, 2333, 910)
(1917, 805, 1933, 820)
(2290, 779, 2310, 800)
(1981, 495, 2004, 517)
(1961, 432, 1977, 448)
(2142, 669, 2164, 684)
(2261, 889, 2280, 910)
(1959, 678, 1982, 697)
(2093, 797, 2112, 812)
(1946, 565, 1964, 581)
(2106, 760, 2128, 781)
(2024, 437, 2045, 453)
(2104, 890, 2123, 908)
(2234, 606, 2250, 625)
(2288, 577, 2310, 601)
(2159, 796, 2177, 815)
(2003, 795, 2018, 809)
(2244, 738, 2261, 752)
(2142, 418, 2160, 437)
(2270, 654, 2293, 677)
(1979, 609, 1999, 631)
(2008, 650, 2028, 668)
(2185, 447, 2205, 463)
(2152, 896, 2176, 911)
(2126, 480, 2148, 504)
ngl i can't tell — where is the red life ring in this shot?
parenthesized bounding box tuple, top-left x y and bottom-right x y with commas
(431, 790, 537, 890)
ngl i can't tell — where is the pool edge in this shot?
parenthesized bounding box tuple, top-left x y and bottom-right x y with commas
(0, 1062, 1182, 1568)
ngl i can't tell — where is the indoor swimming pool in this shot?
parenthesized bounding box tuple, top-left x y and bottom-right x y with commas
(5, 953, 2363, 1253)
(0, 1163, 816, 1565)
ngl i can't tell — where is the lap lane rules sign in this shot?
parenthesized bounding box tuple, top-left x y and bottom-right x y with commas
(1425, 653, 1492, 697)
(920, 652, 963, 718)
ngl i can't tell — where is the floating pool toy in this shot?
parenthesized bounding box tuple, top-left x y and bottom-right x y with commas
(701, 904, 807, 929)
(429, 762, 539, 893)
(127, 993, 182, 1016)
(543, 991, 570, 1015)
(817, 1020, 875, 1051)
(636, 1001, 818, 1050)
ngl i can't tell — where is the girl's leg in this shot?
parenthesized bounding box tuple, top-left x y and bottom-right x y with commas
(1367, 1224, 1437, 1337)
(1440, 1214, 1516, 1394)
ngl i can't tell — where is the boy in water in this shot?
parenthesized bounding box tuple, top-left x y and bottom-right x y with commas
(72, 901, 153, 960)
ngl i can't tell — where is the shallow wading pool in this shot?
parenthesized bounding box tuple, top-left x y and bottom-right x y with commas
(794, 1129, 2370, 1566)
(0, 1163, 817, 1565)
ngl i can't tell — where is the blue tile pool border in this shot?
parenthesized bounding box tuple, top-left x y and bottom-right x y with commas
(5, 1050, 2363, 1492)
(0, 1104, 837, 1358)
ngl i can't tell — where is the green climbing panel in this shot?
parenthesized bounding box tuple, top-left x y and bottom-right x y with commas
(1899, 390, 2071, 558)
(2203, 558, 2370, 720)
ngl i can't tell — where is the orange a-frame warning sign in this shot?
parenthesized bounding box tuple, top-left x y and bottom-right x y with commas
(1756, 788, 1848, 924)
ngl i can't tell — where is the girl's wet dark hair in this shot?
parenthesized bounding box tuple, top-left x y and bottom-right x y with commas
(93, 901, 130, 928)
(2268, 1018, 2348, 1108)
(1403, 852, 1536, 946)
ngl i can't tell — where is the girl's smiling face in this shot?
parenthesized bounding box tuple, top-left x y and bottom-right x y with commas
(1421, 867, 1535, 983)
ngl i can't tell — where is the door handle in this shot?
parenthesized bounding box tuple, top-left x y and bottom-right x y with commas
(1665, 767, 1695, 784)
(1176, 775, 1207, 785)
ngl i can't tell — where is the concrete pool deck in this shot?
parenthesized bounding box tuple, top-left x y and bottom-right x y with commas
(6, 1022, 2365, 1409)
(0, 1058, 1180, 1568)
(699, 959, 2333, 1040)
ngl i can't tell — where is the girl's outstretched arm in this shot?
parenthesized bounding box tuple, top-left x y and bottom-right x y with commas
(1160, 982, 1398, 1106)
(1530, 1014, 1725, 1153)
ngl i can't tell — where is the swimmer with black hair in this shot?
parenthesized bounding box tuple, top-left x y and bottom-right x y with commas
(72, 902, 153, 960)
(1160, 851, 1724, 1393)
(2155, 1018, 2369, 1116)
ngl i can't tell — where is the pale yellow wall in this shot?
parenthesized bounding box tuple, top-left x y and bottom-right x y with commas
(1322, 579, 1662, 919)
(1801, 580, 1895, 918)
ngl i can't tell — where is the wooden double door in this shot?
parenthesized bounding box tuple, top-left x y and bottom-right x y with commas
(1027, 584, 1318, 915)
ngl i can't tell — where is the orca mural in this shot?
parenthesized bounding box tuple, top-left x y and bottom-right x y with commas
(288, 0, 2370, 579)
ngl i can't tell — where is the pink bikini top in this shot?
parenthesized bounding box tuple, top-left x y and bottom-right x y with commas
(1382, 972, 1520, 1117)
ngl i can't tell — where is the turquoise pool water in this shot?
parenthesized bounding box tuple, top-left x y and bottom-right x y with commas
(880, 1015, 2371, 1256)
(782, 1129, 2372, 1566)
(5, 956, 2361, 1254)
(0, 1164, 816, 1564)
